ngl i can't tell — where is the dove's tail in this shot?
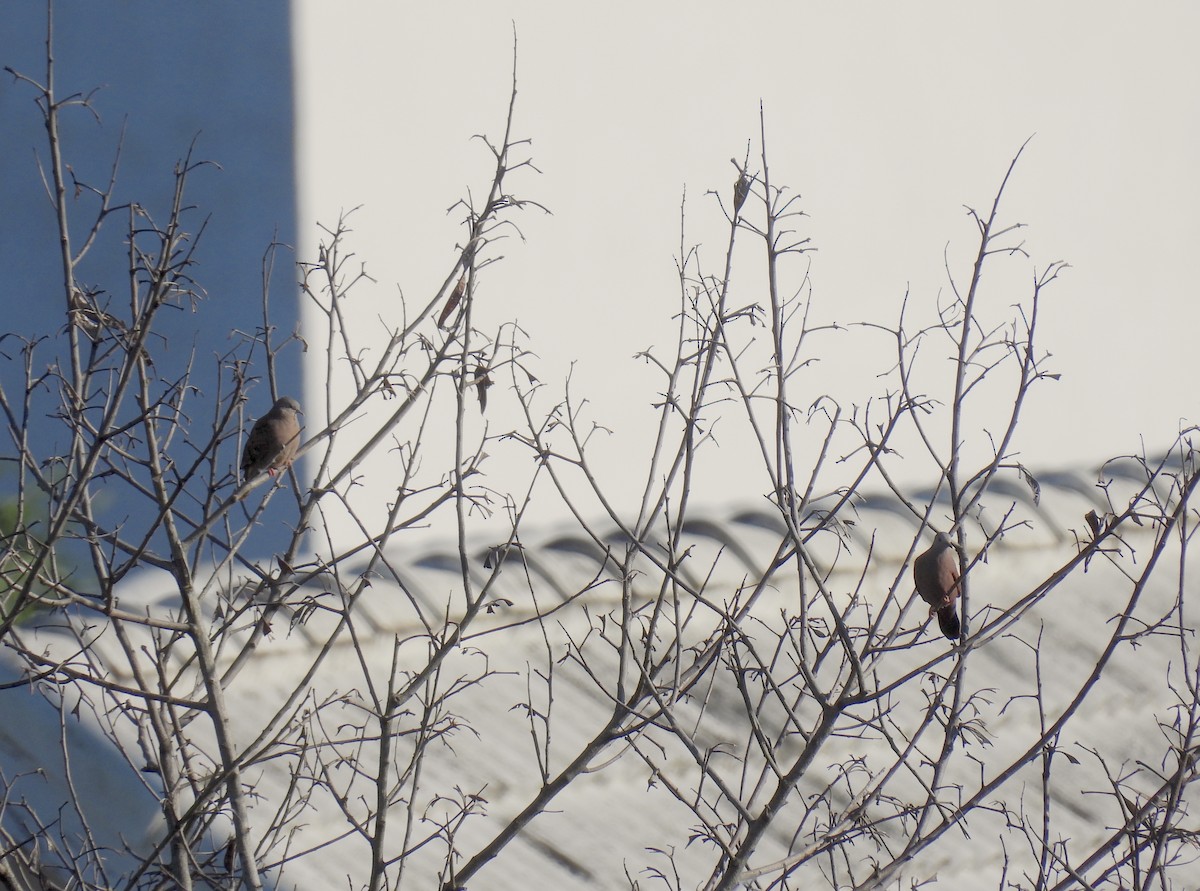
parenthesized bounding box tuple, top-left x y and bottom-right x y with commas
(937, 606, 961, 640)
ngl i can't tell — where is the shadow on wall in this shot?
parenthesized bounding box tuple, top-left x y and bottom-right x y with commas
(0, 649, 162, 887)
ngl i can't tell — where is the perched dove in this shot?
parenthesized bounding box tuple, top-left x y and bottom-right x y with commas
(913, 531, 962, 640)
(240, 396, 302, 483)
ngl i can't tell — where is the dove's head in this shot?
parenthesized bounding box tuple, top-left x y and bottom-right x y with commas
(933, 531, 958, 550)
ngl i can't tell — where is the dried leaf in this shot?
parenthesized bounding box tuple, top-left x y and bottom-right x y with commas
(1019, 463, 1041, 506)
(733, 171, 751, 215)
(437, 274, 466, 328)
(474, 364, 492, 413)
(483, 541, 523, 568)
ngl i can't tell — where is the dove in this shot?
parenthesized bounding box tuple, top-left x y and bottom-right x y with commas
(240, 396, 302, 483)
(913, 531, 962, 640)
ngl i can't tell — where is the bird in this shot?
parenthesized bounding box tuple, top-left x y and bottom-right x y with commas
(913, 531, 962, 640)
(240, 396, 302, 483)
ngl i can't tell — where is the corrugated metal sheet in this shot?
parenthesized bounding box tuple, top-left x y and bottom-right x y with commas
(3, 454, 1195, 890)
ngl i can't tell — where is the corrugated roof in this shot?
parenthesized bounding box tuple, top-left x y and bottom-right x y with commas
(2, 454, 1196, 890)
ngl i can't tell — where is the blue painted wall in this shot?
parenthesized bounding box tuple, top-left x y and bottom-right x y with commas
(0, 2, 301, 550)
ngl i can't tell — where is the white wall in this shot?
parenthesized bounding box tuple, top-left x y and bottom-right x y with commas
(293, 2, 1200, 544)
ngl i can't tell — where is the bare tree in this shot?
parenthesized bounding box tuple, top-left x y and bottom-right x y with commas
(2, 17, 1198, 891)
